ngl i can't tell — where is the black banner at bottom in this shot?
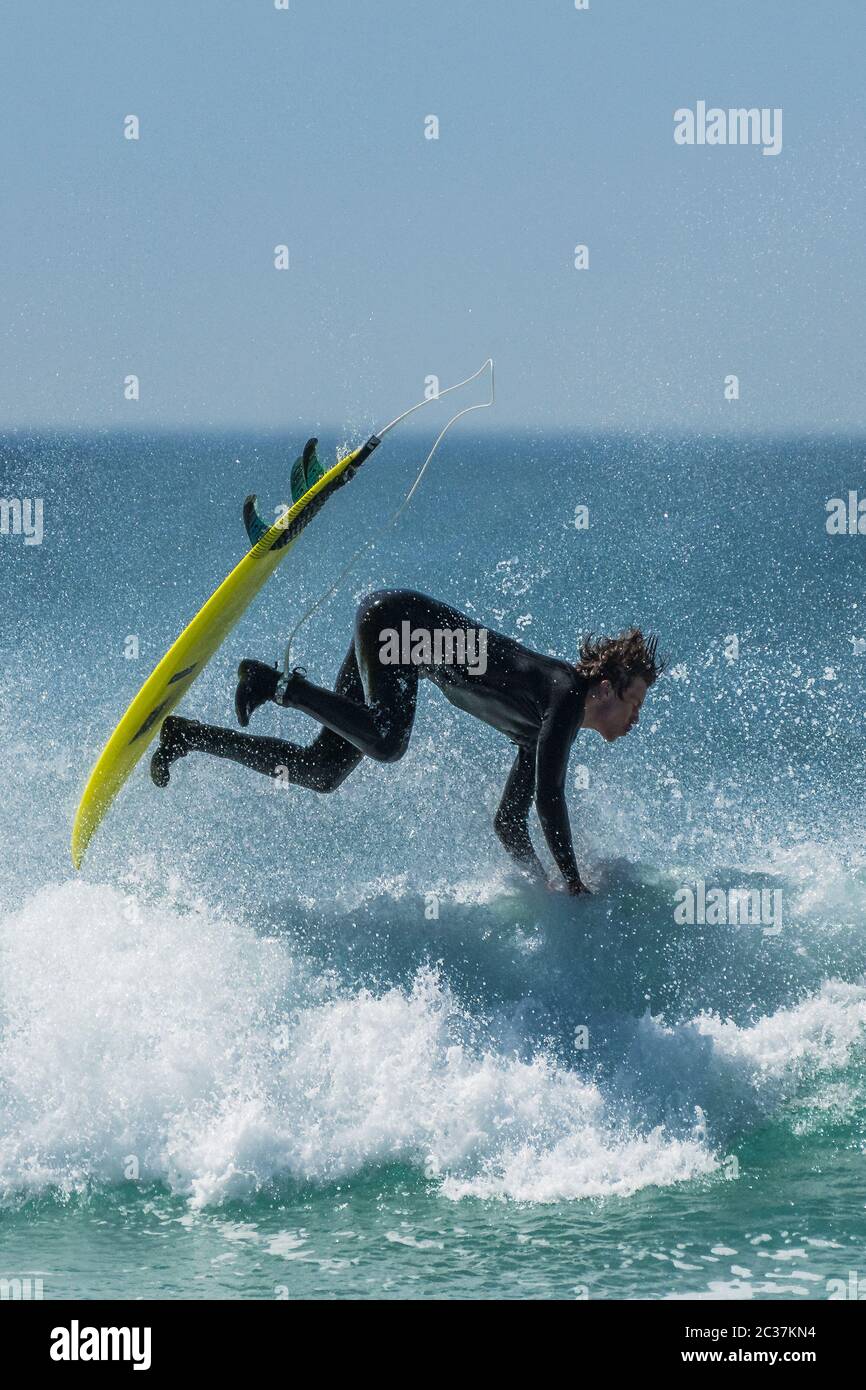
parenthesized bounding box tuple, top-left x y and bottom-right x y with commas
(5, 1297, 857, 1374)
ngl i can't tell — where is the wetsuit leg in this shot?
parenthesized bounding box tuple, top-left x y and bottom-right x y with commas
(280, 592, 419, 762)
(174, 721, 362, 790)
(153, 644, 364, 790)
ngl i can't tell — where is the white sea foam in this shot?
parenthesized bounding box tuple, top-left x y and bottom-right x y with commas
(1, 876, 864, 1208)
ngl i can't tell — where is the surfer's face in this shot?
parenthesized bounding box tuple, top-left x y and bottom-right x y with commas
(594, 677, 648, 742)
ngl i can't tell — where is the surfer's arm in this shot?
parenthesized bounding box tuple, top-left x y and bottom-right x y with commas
(534, 696, 585, 894)
(494, 746, 546, 880)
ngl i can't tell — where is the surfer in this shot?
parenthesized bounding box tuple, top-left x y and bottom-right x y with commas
(151, 589, 662, 893)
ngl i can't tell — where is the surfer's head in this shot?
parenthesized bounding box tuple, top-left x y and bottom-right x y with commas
(577, 629, 664, 742)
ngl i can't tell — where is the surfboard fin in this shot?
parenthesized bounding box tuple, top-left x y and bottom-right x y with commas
(243, 493, 270, 546)
(290, 437, 323, 503)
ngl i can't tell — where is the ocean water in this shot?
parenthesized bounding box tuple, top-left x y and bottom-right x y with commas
(2, 427, 866, 1300)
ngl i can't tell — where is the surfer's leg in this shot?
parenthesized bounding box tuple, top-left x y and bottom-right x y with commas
(152, 717, 362, 790)
(278, 594, 419, 762)
(151, 646, 365, 790)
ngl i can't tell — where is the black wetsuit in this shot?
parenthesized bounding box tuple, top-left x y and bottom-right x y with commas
(167, 590, 590, 890)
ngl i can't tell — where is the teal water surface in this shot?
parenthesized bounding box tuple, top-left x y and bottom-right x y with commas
(2, 429, 865, 1299)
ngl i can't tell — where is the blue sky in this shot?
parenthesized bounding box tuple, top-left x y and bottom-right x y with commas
(1, 0, 864, 431)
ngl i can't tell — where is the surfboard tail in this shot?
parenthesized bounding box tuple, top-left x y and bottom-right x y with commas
(70, 438, 379, 868)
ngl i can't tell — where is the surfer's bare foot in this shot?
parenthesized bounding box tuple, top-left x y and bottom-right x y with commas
(235, 659, 280, 727)
(150, 716, 189, 787)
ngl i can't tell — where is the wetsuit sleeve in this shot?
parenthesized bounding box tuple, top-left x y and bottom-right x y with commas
(494, 746, 546, 881)
(534, 688, 583, 892)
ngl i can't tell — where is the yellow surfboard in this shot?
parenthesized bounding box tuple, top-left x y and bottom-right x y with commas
(71, 437, 379, 868)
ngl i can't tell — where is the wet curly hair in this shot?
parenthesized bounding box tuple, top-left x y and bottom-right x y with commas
(577, 628, 665, 694)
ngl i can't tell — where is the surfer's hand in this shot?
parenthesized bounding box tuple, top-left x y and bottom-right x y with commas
(551, 877, 589, 895)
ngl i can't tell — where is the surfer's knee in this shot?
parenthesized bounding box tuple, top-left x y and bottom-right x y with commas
(366, 701, 412, 763)
(358, 587, 411, 611)
(371, 731, 410, 764)
(355, 588, 419, 641)
(356, 589, 398, 627)
(317, 762, 356, 790)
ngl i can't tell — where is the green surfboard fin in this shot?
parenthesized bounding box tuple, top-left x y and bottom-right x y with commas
(290, 437, 324, 504)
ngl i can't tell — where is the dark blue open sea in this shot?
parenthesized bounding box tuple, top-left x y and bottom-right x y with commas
(2, 427, 865, 1299)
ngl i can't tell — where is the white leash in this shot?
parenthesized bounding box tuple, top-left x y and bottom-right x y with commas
(280, 358, 495, 677)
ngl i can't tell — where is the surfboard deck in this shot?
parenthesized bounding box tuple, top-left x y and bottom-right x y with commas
(71, 442, 371, 868)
